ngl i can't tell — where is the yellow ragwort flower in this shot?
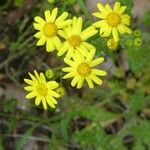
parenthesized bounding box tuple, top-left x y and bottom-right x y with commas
(62, 49, 107, 88)
(57, 17, 97, 58)
(24, 70, 60, 110)
(92, 2, 131, 41)
(107, 38, 118, 50)
(33, 8, 71, 52)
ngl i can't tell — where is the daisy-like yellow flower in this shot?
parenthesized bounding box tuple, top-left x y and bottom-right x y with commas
(33, 8, 71, 52)
(107, 38, 118, 50)
(57, 17, 98, 58)
(24, 70, 60, 110)
(92, 2, 131, 41)
(62, 49, 107, 88)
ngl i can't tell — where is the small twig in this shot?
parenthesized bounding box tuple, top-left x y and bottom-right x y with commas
(3, 134, 50, 143)
(0, 48, 28, 70)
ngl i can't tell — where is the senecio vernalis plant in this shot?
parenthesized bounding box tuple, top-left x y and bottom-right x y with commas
(24, 2, 131, 110)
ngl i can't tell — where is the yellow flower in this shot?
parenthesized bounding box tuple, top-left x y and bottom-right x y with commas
(57, 17, 98, 58)
(33, 8, 71, 52)
(107, 38, 118, 50)
(24, 70, 60, 110)
(62, 49, 107, 88)
(92, 2, 131, 41)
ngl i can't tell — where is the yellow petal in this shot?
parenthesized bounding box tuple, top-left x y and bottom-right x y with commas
(34, 16, 45, 25)
(57, 20, 72, 29)
(86, 49, 96, 62)
(71, 75, 81, 87)
(46, 96, 55, 108)
(64, 58, 77, 67)
(75, 17, 82, 34)
(50, 8, 58, 22)
(33, 23, 43, 30)
(53, 36, 61, 50)
(37, 36, 46, 46)
(63, 72, 76, 79)
(105, 4, 112, 14)
(35, 96, 42, 105)
(28, 72, 38, 83)
(56, 12, 68, 23)
(77, 45, 89, 57)
(65, 47, 74, 58)
(34, 31, 43, 38)
(90, 57, 104, 67)
(77, 78, 84, 89)
(42, 98, 47, 110)
(85, 78, 94, 88)
(47, 96, 57, 105)
(81, 28, 98, 41)
(40, 73, 46, 83)
(92, 12, 107, 19)
(92, 69, 107, 76)
(81, 42, 95, 51)
(90, 74, 103, 85)
(112, 28, 119, 41)
(46, 81, 59, 89)
(46, 38, 55, 52)
(92, 20, 106, 28)
(62, 67, 74, 72)
(50, 91, 60, 98)
(119, 6, 127, 14)
(24, 86, 34, 91)
(57, 42, 69, 56)
(113, 2, 121, 12)
(24, 79, 34, 85)
(97, 3, 105, 12)
(44, 10, 51, 22)
(26, 91, 37, 99)
(34, 70, 40, 81)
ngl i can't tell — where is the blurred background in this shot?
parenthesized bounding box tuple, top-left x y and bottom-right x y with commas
(0, 0, 150, 149)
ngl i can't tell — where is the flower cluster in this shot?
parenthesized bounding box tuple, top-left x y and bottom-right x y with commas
(24, 2, 132, 110)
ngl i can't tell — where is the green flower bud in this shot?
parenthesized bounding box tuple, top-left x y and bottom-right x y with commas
(127, 78, 137, 89)
(126, 39, 133, 47)
(45, 69, 55, 79)
(134, 38, 143, 47)
(134, 29, 142, 37)
(48, 0, 56, 4)
(55, 85, 66, 97)
(67, 0, 76, 4)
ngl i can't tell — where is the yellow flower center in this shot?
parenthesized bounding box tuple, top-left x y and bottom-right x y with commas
(43, 22, 57, 37)
(68, 35, 82, 47)
(77, 63, 91, 77)
(36, 83, 48, 96)
(107, 12, 121, 27)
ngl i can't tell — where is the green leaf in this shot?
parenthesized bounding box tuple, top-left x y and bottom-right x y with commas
(118, 0, 133, 14)
(16, 127, 36, 150)
(131, 120, 150, 147)
(128, 91, 149, 114)
(73, 125, 111, 150)
(143, 10, 150, 26)
(14, 0, 24, 7)
(80, 106, 119, 123)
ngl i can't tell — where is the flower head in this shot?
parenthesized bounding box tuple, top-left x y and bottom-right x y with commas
(57, 17, 97, 58)
(62, 49, 107, 88)
(33, 8, 71, 52)
(107, 38, 118, 50)
(24, 70, 60, 110)
(55, 85, 66, 97)
(92, 2, 131, 41)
